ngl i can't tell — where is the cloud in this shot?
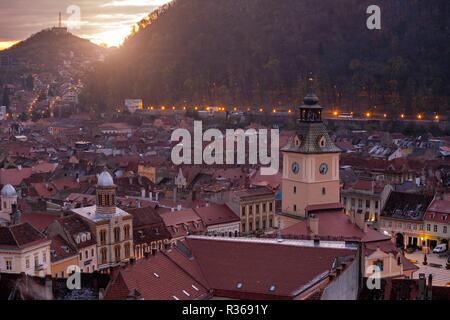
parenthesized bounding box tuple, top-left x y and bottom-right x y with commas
(100, 0, 170, 7)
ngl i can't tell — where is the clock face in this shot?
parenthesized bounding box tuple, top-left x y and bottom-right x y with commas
(319, 163, 328, 175)
(291, 162, 300, 174)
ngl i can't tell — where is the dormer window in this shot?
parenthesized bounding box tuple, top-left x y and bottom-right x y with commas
(318, 135, 326, 148)
(294, 136, 302, 147)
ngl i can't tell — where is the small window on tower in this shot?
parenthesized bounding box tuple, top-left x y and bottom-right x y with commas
(322, 187, 326, 195)
(318, 135, 326, 148)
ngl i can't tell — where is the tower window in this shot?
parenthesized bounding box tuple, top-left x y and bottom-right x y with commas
(293, 186, 297, 194)
(294, 205, 297, 212)
(322, 188, 326, 195)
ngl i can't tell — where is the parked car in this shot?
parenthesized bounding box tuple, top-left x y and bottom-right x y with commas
(432, 243, 447, 253)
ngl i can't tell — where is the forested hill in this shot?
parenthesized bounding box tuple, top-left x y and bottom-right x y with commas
(82, 0, 450, 115)
(1, 28, 105, 71)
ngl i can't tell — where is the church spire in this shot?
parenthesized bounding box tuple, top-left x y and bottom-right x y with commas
(303, 73, 320, 106)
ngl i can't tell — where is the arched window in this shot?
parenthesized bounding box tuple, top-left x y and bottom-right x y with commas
(100, 230, 107, 245)
(124, 225, 131, 240)
(114, 227, 121, 242)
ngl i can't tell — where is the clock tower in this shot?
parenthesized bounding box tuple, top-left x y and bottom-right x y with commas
(281, 77, 341, 218)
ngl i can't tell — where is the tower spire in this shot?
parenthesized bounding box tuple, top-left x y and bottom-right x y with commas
(59, 12, 62, 28)
(303, 72, 319, 106)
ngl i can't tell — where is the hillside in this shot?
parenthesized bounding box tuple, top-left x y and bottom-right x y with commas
(82, 0, 450, 114)
(0, 28, 105, 72)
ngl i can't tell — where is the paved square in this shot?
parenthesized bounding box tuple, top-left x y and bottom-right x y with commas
(405, 251, 450, 287)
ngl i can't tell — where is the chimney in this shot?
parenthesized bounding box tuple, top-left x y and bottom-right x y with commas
(149, 192, 153, 201)
(177, 204, 182, 211)
(155, 192, 159, 201)
(355, 211, 367, 232)
(427, 274, 433, 300)
(308, 214, 319, 237)
(141, 188, 146, 199)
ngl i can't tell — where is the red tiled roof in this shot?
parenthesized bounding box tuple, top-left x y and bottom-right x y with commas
(0, 222, 49, 249)
(193, 204, 239, 227)
(427, 199, 450, 215)
(343, 180, 385, 193)
(21, 213, 59, 232)
(424, 199, 450, 225)
(104, 253, 209, 300)
(57, 215, 97, 249)
(185, 237, 355, 299)
(50, 235, 77, 263)
(281, 211, 390, 243)
(250, 169, 282, 190)
(160, 209, 202, 227)
(0, 167, 33, 186)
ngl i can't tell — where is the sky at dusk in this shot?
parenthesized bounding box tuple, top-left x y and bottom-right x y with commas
(0, 0, 172, 50)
